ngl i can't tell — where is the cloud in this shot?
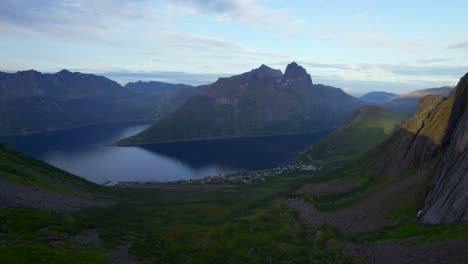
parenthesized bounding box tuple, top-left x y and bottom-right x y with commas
(148, 30, 289, 59)
(0, 0, 152, 39)
(447, 41, 468, 50)
(165, 0, 304, 34)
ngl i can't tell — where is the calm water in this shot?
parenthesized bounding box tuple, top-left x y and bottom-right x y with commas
(0, 122, 329, 184)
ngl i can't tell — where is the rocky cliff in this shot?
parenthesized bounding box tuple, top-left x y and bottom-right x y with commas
(419, 74, 468, 224)
(373, 73, 468, 224)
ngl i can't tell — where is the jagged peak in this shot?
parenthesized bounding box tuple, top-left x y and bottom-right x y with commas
(255, 64, 282, 78)
(282, 62, 313, 84)
(231, 64, 282, 82)
(56, 69, 74, 76)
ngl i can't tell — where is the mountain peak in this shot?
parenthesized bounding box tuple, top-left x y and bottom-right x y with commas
(282, 62, 312, 83)
(256, 64, 282, 77)
(57, 69, 72, 75)
(237, 64, 282, 82)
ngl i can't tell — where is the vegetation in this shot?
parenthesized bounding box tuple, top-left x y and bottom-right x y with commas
(0, 145, 101, 196)
(298, 106, 404, 166)
(117, 63, 362, 145)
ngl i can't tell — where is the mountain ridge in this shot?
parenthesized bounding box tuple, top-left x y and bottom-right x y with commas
(0, 70, 199, 134)
(117, 62, 362, 145)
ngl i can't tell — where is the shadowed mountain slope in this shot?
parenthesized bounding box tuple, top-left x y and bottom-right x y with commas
(373, 74, 467, 224)
(0, 70, 199, 134)
(117, 62, 362, 144)
(360, 91, 399, 104)
(298, 105, 404, 165)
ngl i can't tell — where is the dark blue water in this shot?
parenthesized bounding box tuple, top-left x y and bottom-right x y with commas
(0, 122, 329, 184)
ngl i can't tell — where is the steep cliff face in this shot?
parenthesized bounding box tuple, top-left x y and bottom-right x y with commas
(419, 74, 468, 224)
(374, 94, 447, 176)
(373, 73, 468, 225)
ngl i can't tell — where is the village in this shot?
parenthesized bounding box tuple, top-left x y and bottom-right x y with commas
(113, 163, 321, 187)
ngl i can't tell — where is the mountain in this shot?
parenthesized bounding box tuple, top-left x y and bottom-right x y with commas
(359, 91, 399, 104)
(0, 70, 198, 134)
(124, 80, 193, 95)
(125, 81, 206, 120)
(117, 62, 362, 144)
(297, 105, 404, 165)
(381, 87, 453, 116)
(373, 74, 468, 224)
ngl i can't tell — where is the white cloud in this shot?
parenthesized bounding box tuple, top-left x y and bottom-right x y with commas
(0, 0, 154, 39)
(447, 41, 468, 50)
(164, 0, 304, 34)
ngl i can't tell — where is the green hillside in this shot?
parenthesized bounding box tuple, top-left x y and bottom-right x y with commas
(0, 145, 101, 196)
(1, 74, 467, 263)
(298, 106, 404, 165)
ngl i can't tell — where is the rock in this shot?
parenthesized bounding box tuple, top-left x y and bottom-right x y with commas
(419, 73, 468, 224)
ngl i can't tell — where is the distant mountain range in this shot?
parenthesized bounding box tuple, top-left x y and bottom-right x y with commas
(0, 70, 199, 134)
(117, 62, 363, 144)
(361, 87, 453, 116)
(359, 91, 399, 104)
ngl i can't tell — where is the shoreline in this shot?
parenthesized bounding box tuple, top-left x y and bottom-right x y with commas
(115, 129, 334, 146)
(0, 119, 153, 137)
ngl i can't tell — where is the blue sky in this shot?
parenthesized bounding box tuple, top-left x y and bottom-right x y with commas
(1, 0, 468, 95)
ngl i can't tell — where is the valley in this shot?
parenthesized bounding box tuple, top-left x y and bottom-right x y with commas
(1, 70, 467, 263)
(2, 2, 468, 263)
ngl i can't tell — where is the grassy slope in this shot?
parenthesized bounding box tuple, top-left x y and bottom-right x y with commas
(0, 164, 358, 263)
(298, 106, 404, 165)
(2, 91, 468, 263)
(1, 141, 467, 263)
(0, 145, 101, 197)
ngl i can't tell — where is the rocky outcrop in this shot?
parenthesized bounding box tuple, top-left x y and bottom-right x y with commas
(419, 74, 468, 224)
(374, 95, 447, 176)
(282, 62, 312, 83)
(374, 72, 468, 225)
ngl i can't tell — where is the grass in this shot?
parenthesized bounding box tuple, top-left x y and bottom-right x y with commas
(298, 106, 404, 166)
(0, 244, 113, 264)
(0, 174, 358, 263)
(360, 200, 468, 244)
(0, 145, 103, 197)
(1, 135, 468, 263)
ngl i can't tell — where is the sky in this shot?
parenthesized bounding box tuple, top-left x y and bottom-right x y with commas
(1, 0, 468, 96)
